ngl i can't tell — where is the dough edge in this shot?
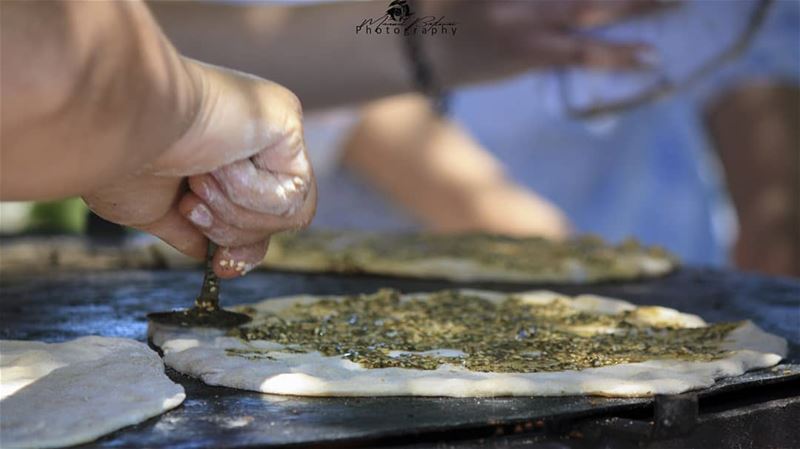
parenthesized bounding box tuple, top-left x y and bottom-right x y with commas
(0, 336, 186, 449)
(149, 290, 786, 398)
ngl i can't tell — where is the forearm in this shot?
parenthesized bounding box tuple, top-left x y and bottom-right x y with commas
(0, 1, 197, 200)
(343, 94, 570, 238)
(150, 1, 413, 110)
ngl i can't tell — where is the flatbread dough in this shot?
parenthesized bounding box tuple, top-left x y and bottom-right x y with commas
(149, 290, 786, 398)
(263, 231, 677, 283)
(0, 336, 185, 449)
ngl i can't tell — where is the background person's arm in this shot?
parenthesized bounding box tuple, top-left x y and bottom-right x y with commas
(342, 94, 570, 238)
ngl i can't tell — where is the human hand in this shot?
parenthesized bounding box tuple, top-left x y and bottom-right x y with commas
(0, 1, 315, 278)
(83, 61, 316, 279)
(423, 0, 672, 86)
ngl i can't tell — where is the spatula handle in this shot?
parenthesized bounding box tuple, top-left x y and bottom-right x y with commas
(195, 241, 220, 310)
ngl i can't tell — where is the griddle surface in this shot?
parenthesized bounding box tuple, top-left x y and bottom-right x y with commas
(1, 268, 798, 448)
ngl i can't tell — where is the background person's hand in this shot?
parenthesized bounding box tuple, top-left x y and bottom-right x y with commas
(424, 0, 672, 86)
(0, 1, 316, 278)
(149, 0, 672, 110)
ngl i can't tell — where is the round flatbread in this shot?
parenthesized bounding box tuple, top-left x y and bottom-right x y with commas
(0, 336, 185, 449)
(149, 290, 786, 398)
(263, 231, 677, 283)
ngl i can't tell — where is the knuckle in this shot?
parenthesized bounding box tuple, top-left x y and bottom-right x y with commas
(212, 167, 247, 202)
(276, 84, 303, 117)
(292, 215, 313, 230)
(235, 214, 267, 232)
(205, 229, 237, 247)
(280, 118, 306, 157)
(273, 86, 304, 149)
(227, 215, 251, 230)
(290, 202, 316, 230)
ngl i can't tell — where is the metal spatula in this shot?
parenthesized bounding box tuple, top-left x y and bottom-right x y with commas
(147, 242, 251, 328)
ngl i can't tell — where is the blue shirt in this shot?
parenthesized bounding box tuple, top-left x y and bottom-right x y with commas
(449, 0, 799, 265)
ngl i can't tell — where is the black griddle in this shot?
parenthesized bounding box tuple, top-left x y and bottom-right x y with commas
(1, 267, 798, 448)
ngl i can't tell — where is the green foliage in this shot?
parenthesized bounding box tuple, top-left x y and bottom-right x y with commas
(27, 198, 88, 234)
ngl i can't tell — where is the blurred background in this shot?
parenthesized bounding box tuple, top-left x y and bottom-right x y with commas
(1, 0, 797, 277)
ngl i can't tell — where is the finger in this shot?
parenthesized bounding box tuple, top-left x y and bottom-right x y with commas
(249, 121, 311, 178)
(151, 59, 306, 177)
(490, 0, 674, 30)
(83, 173, 210, 260)
(192, 172, 318, 232)
(213, 241, 269, 278)
(135, 208, 208, 261)
(178, 192, 268, 247)
(211, 159, 309, 216)
(571, 0, 678, 29)
(189, 174, 301, 231)
(526, 33, 653, 70)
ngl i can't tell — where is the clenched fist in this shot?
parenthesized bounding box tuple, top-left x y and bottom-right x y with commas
(0, 1, 316, 277)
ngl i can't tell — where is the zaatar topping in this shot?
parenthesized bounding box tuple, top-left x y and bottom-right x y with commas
(227, 290, 738, 372)
(225, 348, 275, 360)
(270, 232, 674, 277)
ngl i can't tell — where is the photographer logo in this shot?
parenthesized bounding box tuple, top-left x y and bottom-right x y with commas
(356, 0, 457, 37)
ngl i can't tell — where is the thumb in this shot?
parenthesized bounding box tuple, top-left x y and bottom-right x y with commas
(134, 58, 313, 272)
(151, 59, 306, 177)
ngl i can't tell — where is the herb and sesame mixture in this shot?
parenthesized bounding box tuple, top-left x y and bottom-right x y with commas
(227, 290, 737, 372)
(365, 233, 668, 272)
(265, 231, 676, 280)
